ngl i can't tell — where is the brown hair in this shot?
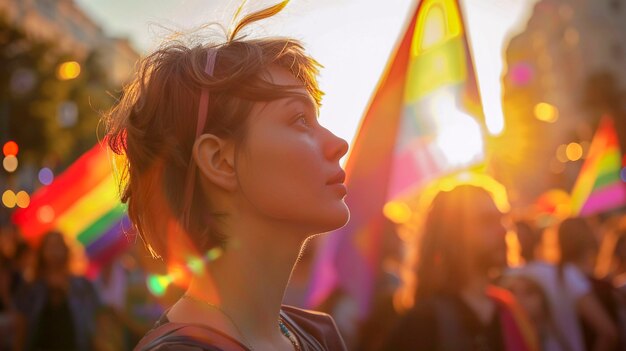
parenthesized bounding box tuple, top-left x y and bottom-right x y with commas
(557, 217, 598, 281)
(104, 1, 323, 259)
(417, 186, 491, 298)
(396, 185, 500, 309)
(558, 217, 598, 264)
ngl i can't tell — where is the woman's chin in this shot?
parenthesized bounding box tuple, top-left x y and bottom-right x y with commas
(317, 205, 350, 233)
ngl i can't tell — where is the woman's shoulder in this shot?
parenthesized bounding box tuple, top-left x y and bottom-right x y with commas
(281, 305, 347, 351)
(134, 314, 248, 351)
(281, 305, 335, 327)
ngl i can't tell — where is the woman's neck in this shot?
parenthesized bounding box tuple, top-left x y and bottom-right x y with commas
(181, 215, 306, 348)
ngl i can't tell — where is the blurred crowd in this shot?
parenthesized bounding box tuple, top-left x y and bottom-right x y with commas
(0, 226, 164, 351)
(2, 184, 626, 351)
(350, 185, 626, 351)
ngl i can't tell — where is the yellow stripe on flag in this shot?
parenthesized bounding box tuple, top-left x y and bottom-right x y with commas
(56, 175, 120, 238)
(405, 0, 467, 102)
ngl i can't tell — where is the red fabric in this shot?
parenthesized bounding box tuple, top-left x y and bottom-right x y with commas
(487, 286, 539, 351)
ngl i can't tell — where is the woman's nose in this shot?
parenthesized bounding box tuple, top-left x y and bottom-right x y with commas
(324, 128, 349, 162)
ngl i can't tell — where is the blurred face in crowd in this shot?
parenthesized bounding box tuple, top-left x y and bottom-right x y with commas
(465, 190, 508, 272)
(41, 232, 69, 266)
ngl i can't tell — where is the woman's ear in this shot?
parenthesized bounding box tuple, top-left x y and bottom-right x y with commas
(193, 134, 237, 191)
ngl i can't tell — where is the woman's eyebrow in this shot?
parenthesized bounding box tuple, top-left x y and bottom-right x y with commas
(283, 95, 319, 116)
(284, 95, 316, 109)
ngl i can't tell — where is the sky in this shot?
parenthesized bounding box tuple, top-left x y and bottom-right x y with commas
(75, 0, 538, 147)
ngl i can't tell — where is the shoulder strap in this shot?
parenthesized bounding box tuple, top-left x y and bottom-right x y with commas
(134, 323, 249, 351)
(135, 324, 189, 351)
(280, 310, 325, 351)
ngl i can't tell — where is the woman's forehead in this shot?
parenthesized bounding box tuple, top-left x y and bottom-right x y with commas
(263, 65, 307, 91)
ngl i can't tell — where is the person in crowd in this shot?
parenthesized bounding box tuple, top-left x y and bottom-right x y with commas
(610, 231, 626, 351)
(0, 224, 28, 351)
(557, 218, 620, 351)
(104, 1, 349, 350)
(610, 228, 626, 292)
(14, 231, 101, 351)
(501, 271, 571, 351)
(382, 185, 538, 351)
(516, 217, 618, 351)
(93, 248, 164, 351)
(514, 219, 543, 264)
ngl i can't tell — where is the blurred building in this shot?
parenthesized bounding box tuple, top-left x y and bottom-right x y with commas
(0, 0, 139, 86)
(494, 0, 626, 207)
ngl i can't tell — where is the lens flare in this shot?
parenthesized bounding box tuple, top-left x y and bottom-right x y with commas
(147, 274, 172, 297)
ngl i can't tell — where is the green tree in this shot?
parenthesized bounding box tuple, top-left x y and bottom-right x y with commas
(0, 16, 117, 169)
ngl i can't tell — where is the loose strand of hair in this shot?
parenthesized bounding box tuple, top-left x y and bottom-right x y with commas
(228, 0, 289, 42)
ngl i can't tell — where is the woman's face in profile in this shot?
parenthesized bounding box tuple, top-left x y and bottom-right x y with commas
(235, 66, 350, 234)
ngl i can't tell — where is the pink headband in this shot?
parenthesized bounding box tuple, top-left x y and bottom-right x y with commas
(181, 49, 218, 228)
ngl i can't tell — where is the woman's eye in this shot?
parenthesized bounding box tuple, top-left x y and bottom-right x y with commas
(296, 114, 309, 126)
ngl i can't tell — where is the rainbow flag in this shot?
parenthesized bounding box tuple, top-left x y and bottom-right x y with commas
(305, 0, 485, 317)
(12, 143, 131, 277)
(571, 116, 626, 216)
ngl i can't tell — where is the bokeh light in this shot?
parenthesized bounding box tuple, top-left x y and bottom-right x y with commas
(2, 141, 18, 156)
(37, 205, 55, 224)
(621, 167, 626, 183)
(57, 61, 81, 80)
(556, 144, 569, 163)
(565, 142, 583, 161)
(146, 274, 172, 297)
(186, 255, 204, 275)
(2, 190, 16, 208)
(57, 101, 79, 127)
(15, 191, 30, 208)
(205, 247, 223, 262)
(3, 155, 18, 172)
(10, 68, 37, 95)
(38, 167, 54, 185)
(509, 62, 533, 86)
(383, 201, 412, 224)
(534, 102, 559, 123)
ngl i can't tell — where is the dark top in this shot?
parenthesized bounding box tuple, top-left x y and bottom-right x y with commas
(34, 291, 76, 351)
(134, 305, 347, 351)
(382, 295, 505, 351)
(15, 276, 101, 351)
(582, 276, 620, 351)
